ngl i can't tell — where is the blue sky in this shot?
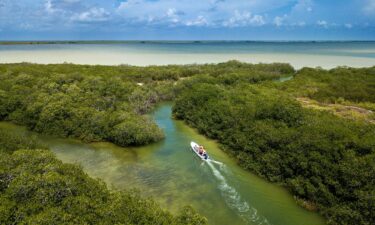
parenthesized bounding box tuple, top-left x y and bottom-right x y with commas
(0, 0, 374, 40)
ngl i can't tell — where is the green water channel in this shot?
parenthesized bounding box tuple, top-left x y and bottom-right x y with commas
(1, 104, 325, 225)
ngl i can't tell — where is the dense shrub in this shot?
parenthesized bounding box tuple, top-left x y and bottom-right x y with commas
(281, 66, 375, 104)
(0, 62, 292, 147)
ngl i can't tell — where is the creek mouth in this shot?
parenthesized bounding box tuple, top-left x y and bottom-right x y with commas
(0, 104, 324, 225)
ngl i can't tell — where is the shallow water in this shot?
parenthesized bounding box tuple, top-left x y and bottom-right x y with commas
(1, 41, 375, 69)
(0, 104, 325, 225)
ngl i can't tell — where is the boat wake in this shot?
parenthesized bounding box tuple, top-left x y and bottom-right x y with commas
(209, 159, 224, 166)
(206, 160, 270, 225)
(209, 159, 228, 173)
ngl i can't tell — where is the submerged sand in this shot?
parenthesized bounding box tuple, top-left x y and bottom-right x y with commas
(1, 48, 375, 69)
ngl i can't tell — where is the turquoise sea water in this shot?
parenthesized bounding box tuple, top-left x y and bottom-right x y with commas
(1, 41, 375, 68)
(1, 41, 375, 57)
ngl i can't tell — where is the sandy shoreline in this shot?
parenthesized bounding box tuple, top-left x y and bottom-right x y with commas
(1, 50, 375, 69)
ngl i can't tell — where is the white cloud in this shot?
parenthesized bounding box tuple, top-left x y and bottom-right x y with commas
(250, 15, 265, 26)
(114, 0, 370, 29)
(165, 8, 181, 23)
(186, 16, 208, 27)
(116, 0, 271, 27)
(71, 7, 109, 22)
(1, 0, 372, 34)
(317, 20, 328, 28)
(166, 8, 177, 17)
(116, 0, 277, 27)
(274, 15, 287, 27)
(44, 0, 84, 14)
(293, 0, 314, 13)
(273, 15, 307, 27)
(118, 0, 142, 10)
(295, 21, 306, 27)
(45, 0, 56, 13)
(223, 10, 265, 27)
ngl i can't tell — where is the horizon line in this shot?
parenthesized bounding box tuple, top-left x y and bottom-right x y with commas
(1, 40, 375, 43)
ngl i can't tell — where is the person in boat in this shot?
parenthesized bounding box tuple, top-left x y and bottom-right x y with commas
(202, 150, 208, 159)
(198, 145, 208, 159)
(198, 146, 204, 155)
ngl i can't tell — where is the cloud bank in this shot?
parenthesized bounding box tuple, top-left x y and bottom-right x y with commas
(0, 0, 374, 40)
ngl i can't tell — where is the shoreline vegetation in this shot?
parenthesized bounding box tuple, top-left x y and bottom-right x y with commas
(1, 61, 374, 225)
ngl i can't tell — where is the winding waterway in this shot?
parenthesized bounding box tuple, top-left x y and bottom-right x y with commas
(0, 104, 325, 225)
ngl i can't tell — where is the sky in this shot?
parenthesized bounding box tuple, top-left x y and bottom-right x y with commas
(0, 0, 374, 40)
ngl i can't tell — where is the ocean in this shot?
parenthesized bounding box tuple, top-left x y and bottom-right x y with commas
(1, 41, 375, 69)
